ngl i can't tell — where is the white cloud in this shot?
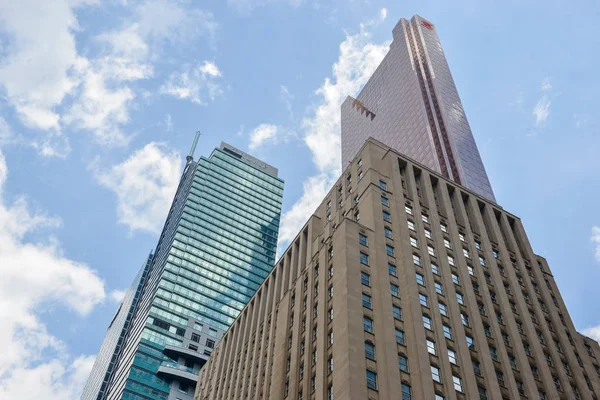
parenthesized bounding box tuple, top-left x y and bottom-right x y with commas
(280, 85, 295, 121)
(582, 326, 600, 342)
(165, 113, 173, 132)
(0, 117, 14, 145)
(160, 61, 223, 105)
(278, 22, 389, 248)
(249, 124, 279, 151)
(380, 8, 388, 21)
(110, 289, 127, 303)
(0, 0, 217, 155)
(93, 142, 182, 234)
(591, 226, 600, 262)
(541, 77, 552, 91)
(0, 148, 106, 398)
(533, 96, 551, 126)
(229, 0, 303, 13)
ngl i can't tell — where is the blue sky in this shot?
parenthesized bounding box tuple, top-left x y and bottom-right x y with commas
(0, 0, 599, 397)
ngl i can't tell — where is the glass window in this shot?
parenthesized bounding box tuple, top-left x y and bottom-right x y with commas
(456, 292, 465, 305)
(474, 240, 481, 249)
(440, 223, 448, 233)
(431, 365, 441, 382)
(360, 252, 369, 265)
(448, 255, 455, 266)
(390, 283, 400, 297)
(428, 245, 435, 257)
(359, 233, 368, 246)
(363, 316, 373, 333)
(362, 293, 372, 309)
(365, 342, 376, 360)
(386, 245, 395, 256)
(407, 220, 415, 231)
(388, 263, 397, 276)
(385, 227, 393, 239)
(447, 349, 457, 365)
(435, 282, 444, 295)
(419, 293, 429, 307)
(413, 254, 422, 266)
(405, 205, 413, 215)
(431, 263, 439, 275)
(427, 339, 436, 355)
(381, 196, 389, 206)
(366, 370, 377, 389)
(453, 376, 463, 392)
(361, 272, 370, 286)
(463, 248, 470, 259)
(479, 256, 486, 267)
(423, 315, 433, 330)
(459, 233, 465, 242)
(438, 303, 448, 316)
(410, 237, 419, 248)
(396, 329, 405, 345)
(416, 273, 425, 286)
(379, 180, 387, 191)
(444, 239, 452, 249)
(461, 313, 470, 327)
(443, 325, 452, 339)
(452, 273, 460, 285)
(424, 228, 432, 239)
(383, 211, 391, 222)
(399, 354, 409, 372)
(393, 305, 402, 320)
(401, 384, 412, 400)
(467, 265, 475, 276)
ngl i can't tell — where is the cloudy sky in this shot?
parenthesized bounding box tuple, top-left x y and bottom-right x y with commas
(0, 0, 599, 397)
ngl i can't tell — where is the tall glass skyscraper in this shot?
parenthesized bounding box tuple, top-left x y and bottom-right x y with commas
(85, 139, 284, 400)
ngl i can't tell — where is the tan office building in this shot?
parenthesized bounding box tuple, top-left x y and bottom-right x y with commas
(195, 139, 600, 400)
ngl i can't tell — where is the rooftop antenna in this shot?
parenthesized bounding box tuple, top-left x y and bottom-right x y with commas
(187, 131, 201, 164)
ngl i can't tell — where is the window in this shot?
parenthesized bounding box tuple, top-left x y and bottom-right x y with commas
(496, 370, 505, 386)
(405, 205, 413, 215)
(452, 273, 460, 285)
(413, 254, 422, 266)
(386, 245, 395, 256)
(359, 233, 368, 246)
(410, 237, 419, 248)
(459, 233, 465, 242)
(388, 263, 397, 276)
(328, 285, 333, 300)
(383, 210, 391, 222)
(423, 315, 433, 330)
(328, 307, 333, 321)
(366, 370, 377, 390)
(453, 376, 463, 392)
(328, 265, 333, 278)
(448, 255, 455, 267)
(327, 385, 333, 400)
(509, 355, 518, 370)
(424, 228, 432, 239)
(438, 303, 448, 316)
(191, 333, 200, 343)
(364, 316, 373, 333)
(474, 240, 481, 249)
(361, 272, 370, 286)
(381, 196, 389, 207)
(479, 256, 486, 267)
(178, 382, 189, 394)
(435, 282, 444, 295)
(327, 357, 333, 374)
(393, 305, 403, 320)
(416, 273, 425, 286)
(440, 223, 448, 233)
(444, 239, 452, 249)
(473, 360, 482, 375)
(390, 283, 400, 297)
(443, 325, 453, 339)
(327, 330, 333, 346)
(379, 180, 387, 191)
(493, 249, 499, 259)
(365, 342, 376, 360)
(466, 335, 475, 350)
(461, 313, 470, 327)
(206, 339, 215, 348)
(426, 339, 437, 355)
(448, 349, 457, 364)
(489, 346, 498, 361)
(399, 354, 409, 372)
(407, 220, 415, 231)
(468, 265, 475, 276)
(401, 384, 412, 400)
(431, 263, 439, 275)
(362, 293, 372, 309)
(422, 213, 429, 224)
(384, 227, 393, 239)
(456, 292, 465, 305)
(360, 252, 369, 265)
(428, 245, 436, 257)
(463, 248, 470, 259)
(419, 293, 429, 307)
(188, 344, 198, 351)
(431, 365, 441, 382)
(396, 329, 405, 345)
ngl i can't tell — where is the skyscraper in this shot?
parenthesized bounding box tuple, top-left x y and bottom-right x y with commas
(85, 138, 284, 400)
(341, 15, 495, 201)
(195, 138, 600, 400)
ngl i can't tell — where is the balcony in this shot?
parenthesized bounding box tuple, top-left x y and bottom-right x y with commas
(157, 361, 199, 384)
(163, 344, 209, 365)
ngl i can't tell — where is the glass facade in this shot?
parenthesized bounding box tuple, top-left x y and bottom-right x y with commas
(89, 142, 283, 400)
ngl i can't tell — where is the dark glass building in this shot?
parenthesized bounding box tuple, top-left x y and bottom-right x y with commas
(84, 139, 284, 400)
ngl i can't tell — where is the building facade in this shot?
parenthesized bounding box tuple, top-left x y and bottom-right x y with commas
(195, 138, 600, 400)
(341, 15, 495, 202)
(88, 141, 284, 400)
(82, 253, 153, 400)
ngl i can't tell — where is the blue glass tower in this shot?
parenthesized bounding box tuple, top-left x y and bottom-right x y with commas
(85, 137, 284, 400)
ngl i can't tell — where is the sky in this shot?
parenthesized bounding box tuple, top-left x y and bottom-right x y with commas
(0, 0, 599, 398)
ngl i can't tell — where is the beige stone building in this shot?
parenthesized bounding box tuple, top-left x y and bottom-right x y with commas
(195, 138, 600, 400)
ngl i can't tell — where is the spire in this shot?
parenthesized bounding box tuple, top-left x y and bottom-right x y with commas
(186, 131, 201, 164)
